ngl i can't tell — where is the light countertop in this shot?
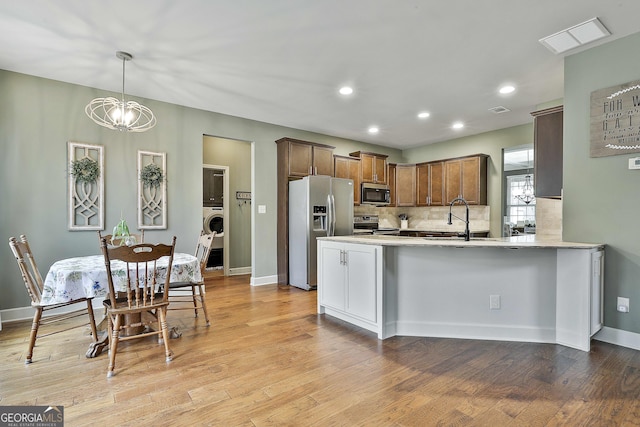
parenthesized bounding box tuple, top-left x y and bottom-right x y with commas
(321, 234, 604, 249)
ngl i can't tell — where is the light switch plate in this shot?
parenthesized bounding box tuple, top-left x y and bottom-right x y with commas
(258, 205, 266, 214)
(628, 157, 640, 169)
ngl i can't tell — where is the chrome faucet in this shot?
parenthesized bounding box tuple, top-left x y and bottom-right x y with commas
(447, 197, 470, 241)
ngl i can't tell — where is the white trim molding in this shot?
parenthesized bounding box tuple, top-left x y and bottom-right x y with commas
(250, 275, 277, 287)
(594, 326, 640, 351)
(229, 266, 252, 276)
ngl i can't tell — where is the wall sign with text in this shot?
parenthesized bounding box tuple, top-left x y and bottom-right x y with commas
(590, 78, 640, 157)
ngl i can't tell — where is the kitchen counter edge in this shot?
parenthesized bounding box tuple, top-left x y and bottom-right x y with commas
(319, 235, 604, 249)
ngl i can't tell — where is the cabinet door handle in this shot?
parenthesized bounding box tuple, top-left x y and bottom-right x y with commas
(343, 251, 347, 266)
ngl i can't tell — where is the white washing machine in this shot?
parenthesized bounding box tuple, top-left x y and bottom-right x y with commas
(202, 207, 224, 268)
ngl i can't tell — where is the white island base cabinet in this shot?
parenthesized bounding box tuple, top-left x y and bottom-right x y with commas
(317, 237, 604, 352)
(317, 241, 385, 338)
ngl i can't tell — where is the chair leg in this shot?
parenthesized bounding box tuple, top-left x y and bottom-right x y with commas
(191, 284, 199, 318)
(196, 284, 211, 326)
(25, 308, 43, 364)
(86, 300, 99, 342)
(107, 314, 121, 378)
(158, 308, 173, 362)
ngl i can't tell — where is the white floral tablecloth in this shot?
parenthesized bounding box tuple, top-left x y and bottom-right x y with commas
(42, 253, 201, 305)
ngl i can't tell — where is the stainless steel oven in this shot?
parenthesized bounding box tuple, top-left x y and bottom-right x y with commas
(353, 215, 399, 235)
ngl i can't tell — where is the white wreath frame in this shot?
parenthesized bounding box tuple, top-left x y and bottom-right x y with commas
(137, 150, 167, 229)
(68, 141, 104, 230)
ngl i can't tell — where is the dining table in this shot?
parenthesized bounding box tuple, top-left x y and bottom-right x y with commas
(43, 252, 202, 357)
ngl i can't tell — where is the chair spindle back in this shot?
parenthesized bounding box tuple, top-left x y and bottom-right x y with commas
(100, 237, 176, 310)
(9, 235, 45, 305)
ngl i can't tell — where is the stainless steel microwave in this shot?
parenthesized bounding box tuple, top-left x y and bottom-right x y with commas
(361, 183, 390, 205)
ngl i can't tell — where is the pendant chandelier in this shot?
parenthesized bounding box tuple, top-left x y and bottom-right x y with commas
(517, 175, 535, 205)
(85, 51, 156, 132)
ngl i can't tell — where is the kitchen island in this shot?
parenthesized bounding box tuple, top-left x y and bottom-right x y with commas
(317, 235, 604, 351)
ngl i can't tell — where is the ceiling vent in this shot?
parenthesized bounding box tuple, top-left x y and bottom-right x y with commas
(539, 17, 610, 54)
(488, 106, 510, 114)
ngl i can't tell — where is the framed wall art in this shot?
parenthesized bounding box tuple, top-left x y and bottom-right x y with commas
(137, 150, 167, 229)
(590, 78, 640, 157)
(68, 141, 104, 230)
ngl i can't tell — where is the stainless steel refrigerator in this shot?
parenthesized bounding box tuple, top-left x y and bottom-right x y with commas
(289, 175, 354, 290)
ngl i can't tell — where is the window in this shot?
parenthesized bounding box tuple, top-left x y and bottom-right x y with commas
(506, 174, 536, 225)
(502, 145, 535, 235)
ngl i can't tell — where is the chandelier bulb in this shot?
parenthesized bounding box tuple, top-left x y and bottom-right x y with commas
(85, 51, 156, 132)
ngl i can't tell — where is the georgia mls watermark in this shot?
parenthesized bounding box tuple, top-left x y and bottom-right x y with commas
(0, 406, 63, 427)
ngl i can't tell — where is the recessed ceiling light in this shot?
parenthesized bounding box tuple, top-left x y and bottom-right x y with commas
(452, 122, 464, 130)
(417, 112, 430, 119)
(499, 85, 515, 95)
(368, 126, 379, 134)
(339, 86, 353, 95)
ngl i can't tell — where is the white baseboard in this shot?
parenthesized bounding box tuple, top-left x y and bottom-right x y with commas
(250, 274, 277, 287)
(0, 299, 106, 325)
(229, 266, 252, 276)
(593, 326, 640, 351)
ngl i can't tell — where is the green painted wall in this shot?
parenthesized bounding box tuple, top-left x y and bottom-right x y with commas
(0, 69, 402, 311)
(565, 31, 640, 334)
(203, 136, 252, 269)
(403, 124, 534, 237)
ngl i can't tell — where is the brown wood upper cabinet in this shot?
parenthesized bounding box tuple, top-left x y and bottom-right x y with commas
(349, 151, 388, 184)
(387, 163, 397, 207)
(287, 139, 335, 177)
(395, 164, 416, 207)
(444, 155, 488, 205)
(334, 155, 361, 205)
(531, 106, 563, 199)
(416, 161, 445, 206)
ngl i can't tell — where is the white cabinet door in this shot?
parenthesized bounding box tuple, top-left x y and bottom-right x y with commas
(346, 245, 377, 322)
(319, 241, 346, 311)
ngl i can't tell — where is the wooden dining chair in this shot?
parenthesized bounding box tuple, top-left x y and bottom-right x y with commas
(100, 236, 176, 378)
(9, 235, 99, 364)
(97, 230, 144, 247)
(166, 230, 214, 326)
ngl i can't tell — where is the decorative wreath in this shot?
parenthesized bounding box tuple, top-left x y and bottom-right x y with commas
(70, 157, 100, 184)
(140, 163, 165, 188)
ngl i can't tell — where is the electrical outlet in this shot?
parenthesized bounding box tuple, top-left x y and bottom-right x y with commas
(490, 294, 501, 310)
(617, 297, 630, 313)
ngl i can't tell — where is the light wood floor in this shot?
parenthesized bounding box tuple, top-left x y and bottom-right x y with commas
(2, 274, 640, 426)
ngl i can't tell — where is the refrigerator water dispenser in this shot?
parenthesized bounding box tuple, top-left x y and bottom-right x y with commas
(312, 205, 327, 232)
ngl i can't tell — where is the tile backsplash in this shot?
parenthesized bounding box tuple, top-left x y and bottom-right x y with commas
(355, 205, 491, 233)
(535, 198, 562, 240)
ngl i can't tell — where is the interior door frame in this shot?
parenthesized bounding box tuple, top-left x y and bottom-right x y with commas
(203, 164, 230, 276)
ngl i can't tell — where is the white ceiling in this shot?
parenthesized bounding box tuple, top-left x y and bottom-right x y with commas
(1, 1, 640, 149)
